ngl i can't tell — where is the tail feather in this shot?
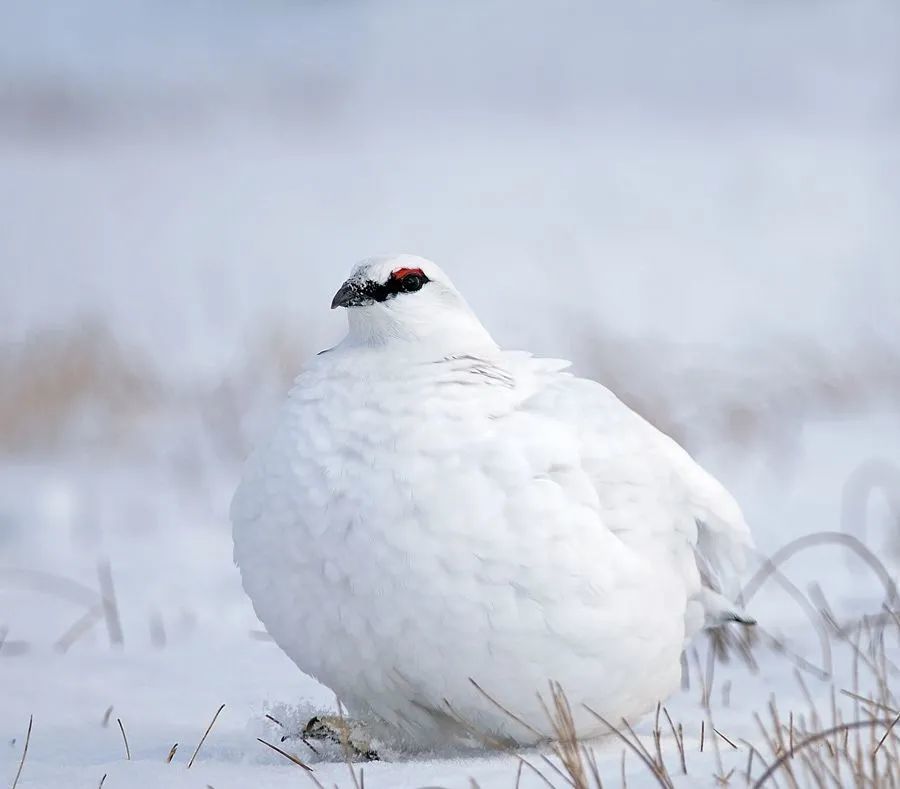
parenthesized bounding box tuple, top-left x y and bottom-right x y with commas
(699, 587, 756, 628)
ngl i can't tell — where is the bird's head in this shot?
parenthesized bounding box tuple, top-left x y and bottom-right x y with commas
(331, 255, 497, 354)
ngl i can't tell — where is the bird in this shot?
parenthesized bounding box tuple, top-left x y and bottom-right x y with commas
(231, 254, 754, 750)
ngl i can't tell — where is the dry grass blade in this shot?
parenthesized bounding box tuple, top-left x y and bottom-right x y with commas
(741, 560, 833, 679)
(534, 684, 583, 789)
(620, 716, 662, 774)
(101, 705, 113, 727)
(11, 715, 32, 789)
(788, 713, 793, 759)
(707, 712, 726, 782)
(97, 560, 124, 647)
(537, 752, 577, 788)
(514, 759, 524, 789)
(742, 532, 899, 609)
(806, 584, 837, 628)
(513, 755, 557, 789)
(873, 711, 900, 755)
(117, 718, 131, 760)
(334, 697, 377, 789)
(166, 743, 178, 763)
(752, 719, 896, 788)
(98, 774, 106, 789)
(722, 680, 732, 708)
(256, 738, 314, 771)
(715, 767, 735, 785)
(740, 739, 775, 787)
(437, 697, 516, 752)
(714, 728, 739, 750)
(0, 568, 100, 608)
(882, 603, 900, 640)
(582, 705, 672, 789)
(840, 689, 899, 716)
(653, 703, 663, 773)
(581, 744, 603, 789)
(469, 677, 546, 741)
(187, 704, 225, 769)
(265, 711, 321, 756)
(335, 698, 363, 789)
(292, 736, 322, 756)
(794, 670, 820, 732)
(54, 604, 104, 652)
(690, 649, 712, 710)
(765, 699, 799, 789)
(841, 458, 900, 553)
(756, 629, 830, 682)
(662, 707, 687, 775)
(743, 742, 755, 785)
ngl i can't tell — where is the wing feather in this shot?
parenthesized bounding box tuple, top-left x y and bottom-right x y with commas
(511, 355, 755, 635)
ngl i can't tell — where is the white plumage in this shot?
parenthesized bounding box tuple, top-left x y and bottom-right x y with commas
(232, 254, 753, 748)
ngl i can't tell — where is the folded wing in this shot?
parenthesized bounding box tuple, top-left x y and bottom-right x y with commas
(514, 358, 755, 640)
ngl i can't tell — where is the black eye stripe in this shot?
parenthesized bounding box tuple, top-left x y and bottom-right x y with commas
(369, 272, 430, 302)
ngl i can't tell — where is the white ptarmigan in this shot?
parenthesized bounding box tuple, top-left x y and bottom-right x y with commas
(232, 254, 754, 748)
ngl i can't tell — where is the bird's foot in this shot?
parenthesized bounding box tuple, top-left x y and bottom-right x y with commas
(299, 715, 380, 761)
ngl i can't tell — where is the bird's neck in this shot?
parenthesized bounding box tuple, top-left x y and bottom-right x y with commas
(343, 310, 500, 360)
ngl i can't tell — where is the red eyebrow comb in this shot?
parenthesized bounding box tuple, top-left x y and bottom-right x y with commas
(390, 267, 425, 279)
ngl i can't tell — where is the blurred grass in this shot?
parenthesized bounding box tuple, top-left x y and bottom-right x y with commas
(576, 332, 900, 457)
(2, 319, 898, 464)
(0, 322, 157, 453)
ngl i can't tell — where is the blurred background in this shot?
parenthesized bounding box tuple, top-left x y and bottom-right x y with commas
(1, 0, 900, 782)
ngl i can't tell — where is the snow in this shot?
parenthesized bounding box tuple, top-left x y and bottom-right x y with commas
(4, 415, 900, 787)
(2, 0, 900, 786)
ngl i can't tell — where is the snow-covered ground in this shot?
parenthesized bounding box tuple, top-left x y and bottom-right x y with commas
(3, 414, 900, 788)
(2, 1, 900, 786)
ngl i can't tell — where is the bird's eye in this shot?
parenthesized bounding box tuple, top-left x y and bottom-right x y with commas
(401, 273, 424, 292)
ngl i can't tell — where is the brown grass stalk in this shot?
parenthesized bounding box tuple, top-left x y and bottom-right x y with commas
(187, 704, 225, 769)
(10, 715, 32, 789)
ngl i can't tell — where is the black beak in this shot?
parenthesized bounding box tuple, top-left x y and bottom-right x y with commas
(331, 280, 366, 309)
